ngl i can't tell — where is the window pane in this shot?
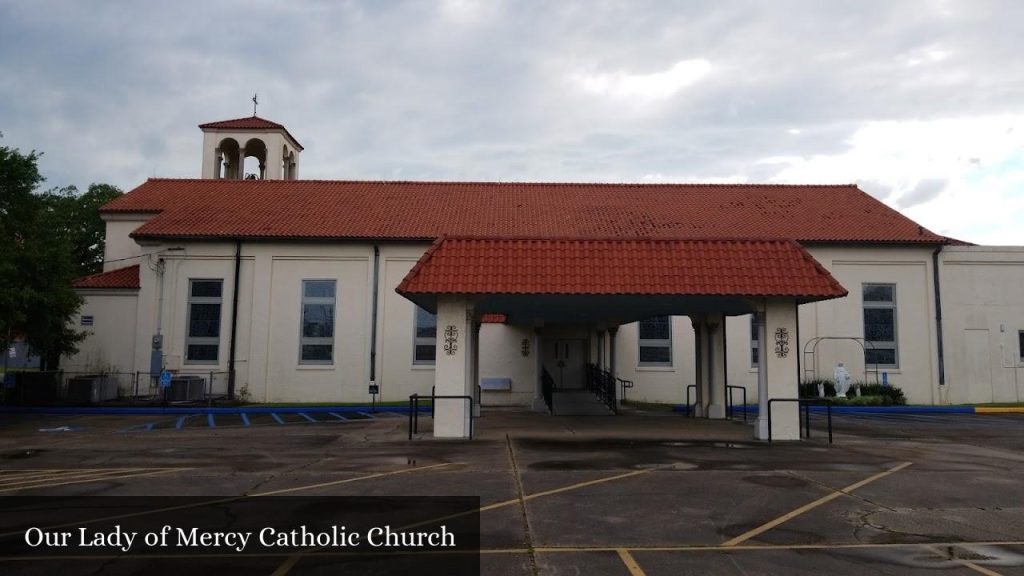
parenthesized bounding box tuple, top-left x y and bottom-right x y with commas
(415, 344, 436, 363)
(864, 308, 895, 341)
(1019, 331, 1023, 359)
(189, 304, 221, 337)
(865, 348, 896, 366)
(639, 316, 670, 340)
(639, 345, 671, 364)
(302, 304, 335, 338)
(751, 346, 759, 365)
(187, 344, 218, 361)
(304, 280, 335, 299)
(863, 285, 894, 302)
(415, 307, 437, 338)
(191, 280, 223, 298)
(301, 344, 333, 362)
(751, 316, 759, 342)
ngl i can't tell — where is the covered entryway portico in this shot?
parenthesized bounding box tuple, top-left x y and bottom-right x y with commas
(397, 237, 847, 441)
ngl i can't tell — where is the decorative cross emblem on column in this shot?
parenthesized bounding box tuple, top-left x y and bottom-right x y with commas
(774, 327, 790, 358)
(444, 325, 459, 355)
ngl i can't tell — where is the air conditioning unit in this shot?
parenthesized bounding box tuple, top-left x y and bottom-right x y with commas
(167, 376, 206, 402)
(67, 375, 119, 404)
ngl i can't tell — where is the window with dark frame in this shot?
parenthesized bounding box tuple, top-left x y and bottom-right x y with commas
(413, 306, 437, 365)
(1019, 330, 1023, 362)
(185, 279, 223, 363)
(638, 316, 672, 366)
(863, 283, 898, 368)
(300, 280, 336, 364)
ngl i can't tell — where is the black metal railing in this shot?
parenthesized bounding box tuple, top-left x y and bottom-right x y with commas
(766, 398, 834, 444)
(541, 368, 554, 414)
(726, 385, 748, 422)
(585, 364, 617, 414)
(684, 384, 697, 416)
(617, 378, 634, 403)
(408, 393, 474, 440)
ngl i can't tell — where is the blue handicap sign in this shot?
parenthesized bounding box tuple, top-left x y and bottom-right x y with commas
(159, 370, 173, 388)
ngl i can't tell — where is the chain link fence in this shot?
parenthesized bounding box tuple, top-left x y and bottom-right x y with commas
(1, 370, 232, 406)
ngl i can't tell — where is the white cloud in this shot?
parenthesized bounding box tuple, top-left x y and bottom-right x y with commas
(571, 59, 712, 103)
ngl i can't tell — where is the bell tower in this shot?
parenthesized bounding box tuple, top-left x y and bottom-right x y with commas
(198, 114, 303, 180)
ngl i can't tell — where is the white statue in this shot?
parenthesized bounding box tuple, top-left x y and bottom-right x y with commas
(833, 361, 852, 397)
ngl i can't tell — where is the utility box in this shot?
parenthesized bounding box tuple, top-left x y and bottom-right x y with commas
(167, 376, 206, 402)
(67, 375, 119, 404)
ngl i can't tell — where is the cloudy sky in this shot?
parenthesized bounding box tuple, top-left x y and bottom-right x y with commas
(1, 0, 1022, 244)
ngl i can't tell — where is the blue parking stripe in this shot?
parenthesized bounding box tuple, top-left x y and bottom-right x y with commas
(175, 416, 186, 429)
(299, 412, 316, 422)
(144, 422, 154, 431)
(328, 412, 347, 421)
(240, 413, 250, 427)
(357, 412, 375, 419)
(207, 413, 216, 428)
(271, 413, 285, 425)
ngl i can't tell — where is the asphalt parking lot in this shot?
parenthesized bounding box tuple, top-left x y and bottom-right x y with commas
(1, 407, 1023, 575)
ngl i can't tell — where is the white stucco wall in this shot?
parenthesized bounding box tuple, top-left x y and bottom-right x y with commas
(101, 215, 151, 269)
(64, 291, 139, 373)
(479, 323, 537, 406)
(940, 246, 1024, 404)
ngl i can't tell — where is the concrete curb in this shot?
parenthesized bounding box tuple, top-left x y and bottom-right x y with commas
(671, 404, 1021, 415)
(0, 405, 428, 416)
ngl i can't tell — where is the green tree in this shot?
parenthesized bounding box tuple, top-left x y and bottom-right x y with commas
(0, 144, 87, 369)
(39, 183, 122, 276)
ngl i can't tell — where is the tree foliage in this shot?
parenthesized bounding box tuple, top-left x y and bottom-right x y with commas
(1, 144, 121, 368)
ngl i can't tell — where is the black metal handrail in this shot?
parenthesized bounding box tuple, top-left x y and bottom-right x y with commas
(408, 393, 474, 440)
(726, 385, 748, 422)
(685, 384, 697, 416)
(541, 368, 554, 414)
(617, 378, 634, 403)
(585, 364, 617, 414)
(766, 398, 833, 444)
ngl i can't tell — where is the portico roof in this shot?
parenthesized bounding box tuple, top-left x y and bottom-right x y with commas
(397, 237, 847, 322)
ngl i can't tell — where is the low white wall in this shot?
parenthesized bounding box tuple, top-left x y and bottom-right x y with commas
(64, 291, 139, 374)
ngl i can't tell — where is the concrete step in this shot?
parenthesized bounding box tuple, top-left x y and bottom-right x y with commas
(552, 390, 614, 416)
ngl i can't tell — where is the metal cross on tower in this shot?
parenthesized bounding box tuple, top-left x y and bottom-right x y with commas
(252, 92, 258, 116)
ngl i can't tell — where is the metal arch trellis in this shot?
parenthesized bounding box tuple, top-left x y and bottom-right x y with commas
(802, 336, 881, 385)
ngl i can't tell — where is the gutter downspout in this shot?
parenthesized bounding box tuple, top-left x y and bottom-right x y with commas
(369, 245, 381, 391)
(932, 245, 946, 395)
(228, 239, 242, 400)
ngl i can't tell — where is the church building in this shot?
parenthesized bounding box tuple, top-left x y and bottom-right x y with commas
(67, 115, 1024, 439)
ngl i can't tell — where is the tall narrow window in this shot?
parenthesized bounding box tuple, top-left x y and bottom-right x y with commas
(863, 283, 898, 368)
(413, 306, 437, 365)
(186, 279, 223, 364)
(300, 280, 336, 364)
(750, 314, 760, 367)
(1018, 331, 1023, 362)
(638, 316, 672, 366)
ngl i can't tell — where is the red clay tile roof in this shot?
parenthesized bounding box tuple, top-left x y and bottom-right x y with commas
(397, 237, 847, 300)
(72, 265, 140, 290)
(104, 179, 946, 244)
(197, 116, 303, 149)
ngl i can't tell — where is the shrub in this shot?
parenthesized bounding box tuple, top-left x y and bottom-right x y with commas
(853, 382, 906, 405)
(800, 378, 836, 398)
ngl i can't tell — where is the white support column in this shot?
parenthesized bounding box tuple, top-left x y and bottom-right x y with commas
(532, 327, 546, 411)
(237, 148, 246, 180)
(472, 320, 481, 417)
(433, 296, 474, 438)
(691, 316, 708, 417)
(755, 299, 801, 440)
(707, 313, 727, 419)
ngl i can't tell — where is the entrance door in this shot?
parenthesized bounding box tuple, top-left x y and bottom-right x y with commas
(543, 339, 585, 389)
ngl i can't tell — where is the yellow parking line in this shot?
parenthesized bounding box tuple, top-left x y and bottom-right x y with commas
(272, 463, 674, 575)
(0, 468, 153, 490)
(617, 548, 647, 576)
(923, 544, 1005, 576)
(721, 462, 913, 547)
(0, 468, 187, 495)
(0, 469, 110, 483)
(249, 462, 451, 497)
